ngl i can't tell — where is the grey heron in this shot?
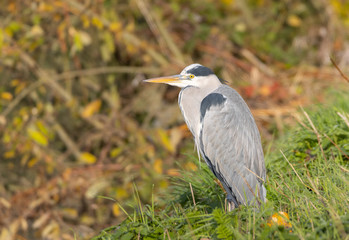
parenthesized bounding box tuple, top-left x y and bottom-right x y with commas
(144, 64, 266, 209)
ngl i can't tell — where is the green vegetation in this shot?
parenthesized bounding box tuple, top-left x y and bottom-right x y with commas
(93, 91, 349, 239)
(1, 0, 349, 239)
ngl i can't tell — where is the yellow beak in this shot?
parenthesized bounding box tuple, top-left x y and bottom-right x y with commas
(143, 75, 185, 84)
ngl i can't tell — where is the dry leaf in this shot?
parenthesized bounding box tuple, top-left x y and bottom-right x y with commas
(81, 99, 102, 118)
(85, 180, 109, 199)
(27, 128, 48, 146)
(28, 157, 38, 168)
(185, 162, 197, 171)
(153, 159, 163, 174)
(259, 85, 271, 97)
(157, 129, 175, 153)
(112, 203, 121, 217)
(115, 187, 128, 200)
(61, 208, 78, 219)
(167, 168, 180, 177)
(20, 217, 28, 231)
(267, 211, 292, 229)
(3, 151, 15, 158)
(287, 15, 302, 27)
(110, 147, 122, 158)
(1, 92, 13, 100)
(80, 215, 95, 225)
(0, 197, 11, 208)
(42, 221, 60, 238)
(80, 152, 97, 164)
(33, 213, 50, 229)
(170, 127, 183, 151)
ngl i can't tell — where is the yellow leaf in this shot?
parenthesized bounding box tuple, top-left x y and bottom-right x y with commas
(38, 2, 54, 12)
(28, 158, 38, 168)
(259, 85, 271, 97)
(110, 147, 122, 158)
(15, 82, 26, 95)
(115, 187, 128, 200)
(221, 0, 234, 6)
(36, 120, 49, 136)
(112, 203, 121, 217)
(2, 132, 11, 143)
(92, 17, 103, 29)
(29, 25, 44, 37)
(10, 79, 20, 87)
(170, 127, 183, 151)
(267, 211, 292, 229)
(81, 99, 102, 118)
(60, 208, 78, 219)
(159, 179, 168, 189)
(80, 215, 95, 225)
(167, 168, 180, 177)
(81, 15, 90, 28)
(1, 92, 13, 100)
(109, 22, 121, 32)
(157, 129, 175, 153)
(3, 151, 15, 159)
(185, 162, 197, 171)
(27, 128, 48, 146)
(0, 228, 11, 240)
(153, 159, 163, 174)
(287, 15, 301, 27)
(80, 152, 97, 164)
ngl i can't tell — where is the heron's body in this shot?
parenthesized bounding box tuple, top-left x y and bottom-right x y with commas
(145, 64, 266, 208)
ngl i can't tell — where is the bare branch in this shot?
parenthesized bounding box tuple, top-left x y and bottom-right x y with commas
(330, 57, 349, 83)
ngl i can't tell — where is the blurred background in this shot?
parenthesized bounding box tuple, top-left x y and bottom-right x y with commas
(0, 0, 348, 239)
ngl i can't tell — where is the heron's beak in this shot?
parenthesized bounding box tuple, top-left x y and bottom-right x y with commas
(143, 75, 188, 84)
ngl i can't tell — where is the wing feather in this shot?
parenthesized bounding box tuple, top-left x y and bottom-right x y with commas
(199, 85, 266, 205)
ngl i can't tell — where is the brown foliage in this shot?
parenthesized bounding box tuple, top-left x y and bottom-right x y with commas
(0, 0, 348, 239)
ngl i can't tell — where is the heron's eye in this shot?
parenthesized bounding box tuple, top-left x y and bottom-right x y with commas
(189, 74, 195, 79)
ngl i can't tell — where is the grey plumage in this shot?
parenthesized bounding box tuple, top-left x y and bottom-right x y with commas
(144, 63, 266, 208)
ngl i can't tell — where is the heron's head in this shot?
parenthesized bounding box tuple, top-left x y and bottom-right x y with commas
(144, 64, 221, 88)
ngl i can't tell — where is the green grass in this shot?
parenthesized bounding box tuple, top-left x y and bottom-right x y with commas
(93, 91, 349, 240)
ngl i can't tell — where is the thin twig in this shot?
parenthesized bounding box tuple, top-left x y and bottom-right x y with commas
(280, 150, 313, 191)
(55, 66, 160, 79)
(164, 229, 171, 240)
(189, 183, 196, 207)
(337, 112, 349, 128)
(63, 0, 169, 66)
(19, 49, 73, 101)
(0, 66, 159, 118)
(51, 118, 81, 161)
(330, 57, 349, 83)
(135, 0, 185, 65)
(323, 134, 349, 160)
(1, 80, 42, 117)
(135, 0, 167, 53)
(241, 49, 275, 77)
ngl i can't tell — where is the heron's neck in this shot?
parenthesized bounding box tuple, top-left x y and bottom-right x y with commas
(178, 83, 221, 139)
